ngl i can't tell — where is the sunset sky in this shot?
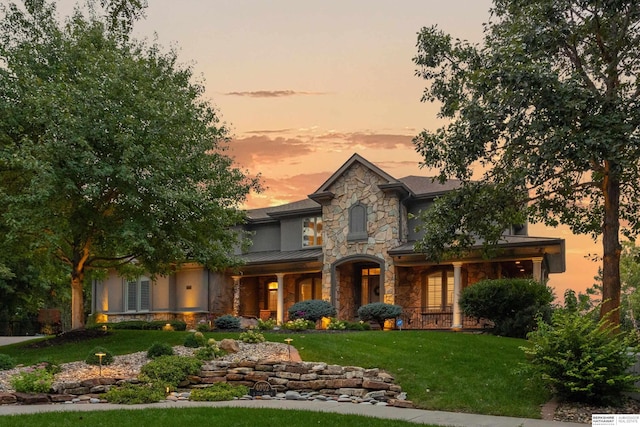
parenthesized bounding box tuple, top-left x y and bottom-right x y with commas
(54, 0, 602, 298)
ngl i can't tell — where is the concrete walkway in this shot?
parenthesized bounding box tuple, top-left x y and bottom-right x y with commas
(0, 398, 586, 427)
(0, 336, 43, 346)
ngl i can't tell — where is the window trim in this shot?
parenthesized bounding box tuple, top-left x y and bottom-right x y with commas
(124, 277, 151, 312)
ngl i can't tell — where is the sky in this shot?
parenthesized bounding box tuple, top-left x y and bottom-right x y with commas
(53, 0, 602, 299)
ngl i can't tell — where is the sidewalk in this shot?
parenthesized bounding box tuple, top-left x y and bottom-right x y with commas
(0, 398, 587, 427)
(0, 336, 42, 346)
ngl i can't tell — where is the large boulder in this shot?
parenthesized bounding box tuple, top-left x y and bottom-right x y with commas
(219, 339, 240, 353)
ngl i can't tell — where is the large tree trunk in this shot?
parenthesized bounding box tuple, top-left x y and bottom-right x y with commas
(71, 271, 85, 330)
(600, 163, 621, 326)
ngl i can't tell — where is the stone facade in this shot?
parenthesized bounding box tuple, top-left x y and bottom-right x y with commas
(321, 163, 401, 319)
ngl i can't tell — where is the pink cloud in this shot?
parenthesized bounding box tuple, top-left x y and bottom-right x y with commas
(223, 90, 328, 98)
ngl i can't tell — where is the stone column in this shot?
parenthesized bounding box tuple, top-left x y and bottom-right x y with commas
(532, 257, 544, 283)
(276, 273, 285, 324)
(231, 276, 241, 317)
(452, 262, 463, 330)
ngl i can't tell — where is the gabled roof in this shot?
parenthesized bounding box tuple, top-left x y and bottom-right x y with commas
(310, 153, 403, 195)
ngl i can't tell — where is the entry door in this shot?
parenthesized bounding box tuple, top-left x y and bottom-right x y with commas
(368, 274, 380, 303)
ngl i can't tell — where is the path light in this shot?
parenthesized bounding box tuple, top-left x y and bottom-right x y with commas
(95, 352, 106, 376)
(284, 338, 293, 360)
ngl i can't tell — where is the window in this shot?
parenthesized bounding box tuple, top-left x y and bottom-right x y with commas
(125, 277, 151, 312)
(348, 202, 367, 241)
(302, 216, 323, 247)
(267, 281, 278, 311)
(423, 271, 453, 310)
(298, 277, 321, 301)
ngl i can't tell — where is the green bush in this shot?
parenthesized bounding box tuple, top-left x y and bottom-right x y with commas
(138, 355, 202, 389)
(257, 318, 277, 330)
(147, 342, 174, 359)
(104, 320, 187, 331)
(189, 382, 248, 401)
(85, 346, 114, 365)
(524, 309, 640, 405)
(460, 278, 553, 338)
(357, 302, 402, 329)
(183, 332, 206, 348)
(105, 383, 166, 404)
(288, 299, 336, 322)
(196, 322, 210, 332)
(10, 368, 54, 393)
(239, 329, 265, 343)
(0, 354, 16, 371)
(214, 314, 241, 330)
(194, 340, 225, 360)
(149, 320, 187, 331)
(345, 321, 371, 331)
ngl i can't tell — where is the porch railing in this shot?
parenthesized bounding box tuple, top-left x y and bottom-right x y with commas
(398, 307, 493, 330)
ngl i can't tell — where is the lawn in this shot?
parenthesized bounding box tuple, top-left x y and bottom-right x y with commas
(0, 407, 442, 427)
(0, 329, 548, 419)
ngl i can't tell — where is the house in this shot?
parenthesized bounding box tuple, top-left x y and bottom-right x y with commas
(92, 153, 565, 329)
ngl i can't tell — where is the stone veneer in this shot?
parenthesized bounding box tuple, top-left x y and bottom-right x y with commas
(320, 163, 403, 320)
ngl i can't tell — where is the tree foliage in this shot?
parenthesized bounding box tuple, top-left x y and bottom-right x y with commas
(413, 0, 640, 325)
(0, 0, 258, 329)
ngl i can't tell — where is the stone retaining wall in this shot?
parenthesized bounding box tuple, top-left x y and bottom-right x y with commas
(0, 360, 413, 408)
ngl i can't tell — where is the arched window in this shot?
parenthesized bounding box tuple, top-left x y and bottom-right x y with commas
(348, 202, 367, 241)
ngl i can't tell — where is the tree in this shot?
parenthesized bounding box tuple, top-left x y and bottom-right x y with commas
(0, 1, 258, 329)
(413, 0, 640, 326)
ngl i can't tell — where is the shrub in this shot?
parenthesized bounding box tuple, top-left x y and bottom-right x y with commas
(194, 339, 225, 360)
(357, 302, 402, 329)
(282, 318, 316, 331)
(0, 354, 16, 371)
(326, 318, 346, 330)
(524, 309, 640, 405)
(183, 332, 206, 348)
(147, 342, 174, 359)
(149, 320, 187, 331)
(460, 278, 553, 338)
(138, 355, 202, 389)
(287, 300, 336, 322)
(214, 314, 241, 330)
(239, 329, 265, 343)
(196, 322, 210, 332)
(10, 368, 54, 393)
(345, 321, 371, 331)
(257, 318, 277, 330)
(85, 346, 114, 365)
(189, 382, 248, 401)
(104, 320, 187, 331)
(105, 383, 166, 404)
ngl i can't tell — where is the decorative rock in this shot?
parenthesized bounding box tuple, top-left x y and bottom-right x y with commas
(219, 339, 240, 353)
(0, 393, 17, 404)
(13, 392, 49, 405)
(285, 391, 301, 400)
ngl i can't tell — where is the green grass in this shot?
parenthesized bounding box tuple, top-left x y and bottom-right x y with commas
(0, 407, 439, 427)
(0, 330, 548, 418)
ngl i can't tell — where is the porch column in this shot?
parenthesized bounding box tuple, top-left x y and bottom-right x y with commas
(452, 262, 463, 330)
(532, 257, 544, 283)
(276, 273, 285, 325)
(231, 276, 241, 317)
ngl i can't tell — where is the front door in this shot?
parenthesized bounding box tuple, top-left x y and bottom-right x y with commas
(361, 267, 381, 305)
